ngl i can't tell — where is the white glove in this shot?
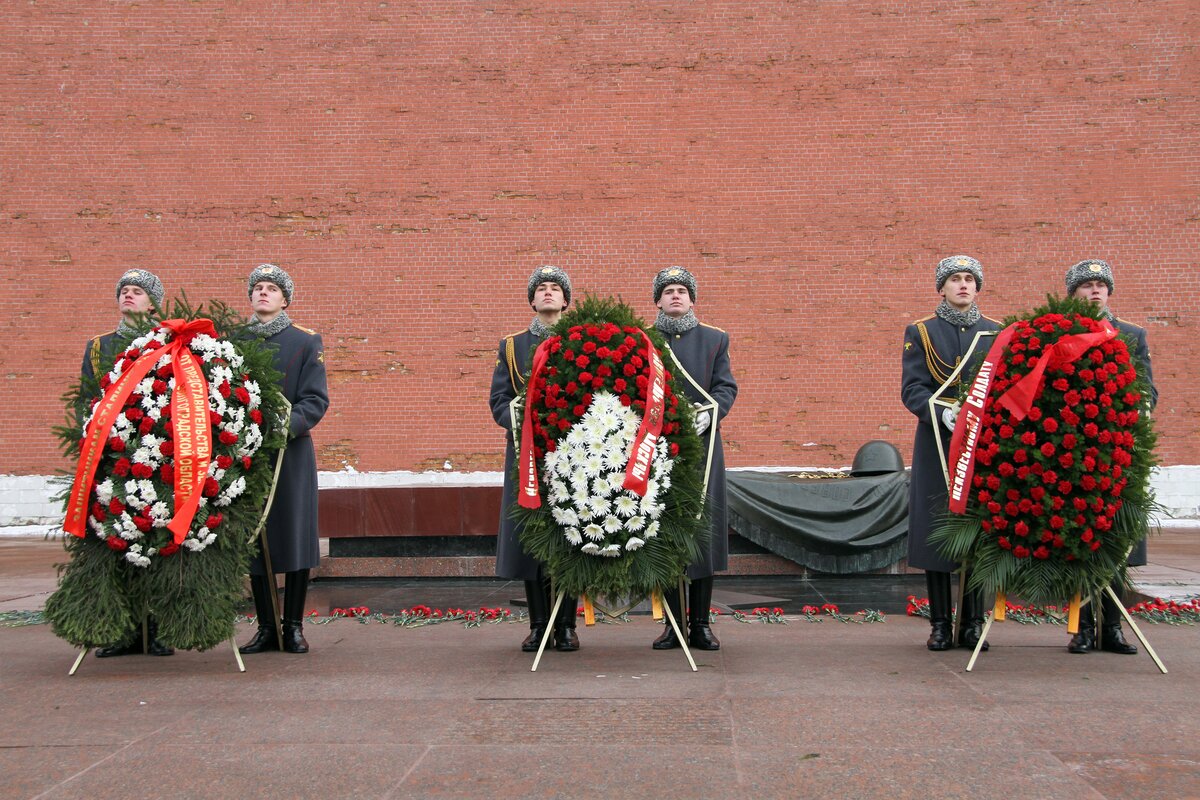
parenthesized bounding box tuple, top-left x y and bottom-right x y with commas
(941, 403, 960, 431)
(694, 408, 712, 436)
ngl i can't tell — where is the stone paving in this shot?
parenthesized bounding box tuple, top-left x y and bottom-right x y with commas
(2, 533, 1197, 799)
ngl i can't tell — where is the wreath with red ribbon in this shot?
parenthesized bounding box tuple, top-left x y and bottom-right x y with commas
(46, 299, 289, 651)
(932, 297, 1157, 603)
(511, 296, 708, 599)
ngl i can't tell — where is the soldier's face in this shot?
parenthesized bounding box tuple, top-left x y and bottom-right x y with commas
(118, 285, 152, 315)
(531, 281, 566, 313)
(940, 272, 978, 311)
(1072, 279, 1110, 309)
(252, 281, 288, 318)
(657, 284, 693, 318)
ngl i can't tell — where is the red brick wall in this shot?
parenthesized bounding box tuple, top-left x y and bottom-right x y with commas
(2, 1, 1197, 474)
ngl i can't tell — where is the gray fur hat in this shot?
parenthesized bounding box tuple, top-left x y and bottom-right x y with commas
(936, 255, 984, 292)
(248, 263, 294, 304)
(653, 266, 697, 303)
(1065, 259, 1114, 296)
(115, 269, 165, 306)
(527, 265, 572, 306)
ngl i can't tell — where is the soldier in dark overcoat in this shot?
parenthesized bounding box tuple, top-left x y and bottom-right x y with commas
(1064, 258, 1157, 655)
(239, 264, 329, 655)
(83, 269, 175, 658)
(901, 256, 1000, 651)
(490, 265, 580, 652)
(649, 267, 738, 651)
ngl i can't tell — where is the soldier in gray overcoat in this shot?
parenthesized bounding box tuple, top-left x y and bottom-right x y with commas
(490, 266, 580, 652)
(239, 264, 329, 655)
(83, 269, 175, 658)
(1064, 258, 1157, 655)
(901, 256, 1000, 651)
(650, 267, 738, 651)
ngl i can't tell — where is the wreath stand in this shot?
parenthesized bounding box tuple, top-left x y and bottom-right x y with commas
(530, 577, 697, 672)
(927, 336, 1166, 674)
(68, 412, 291, 676)
(964, 581, 1167, 674)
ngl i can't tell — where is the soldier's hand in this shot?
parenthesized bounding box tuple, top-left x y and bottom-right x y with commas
(694, 407, 712, 436)
(941, 403, 960, 431)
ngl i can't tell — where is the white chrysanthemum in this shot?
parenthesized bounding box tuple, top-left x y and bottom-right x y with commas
(207, 463, 226, 481)
(583, 524, 605, 542)
(581, 543, 600, 554)
(113, 415, 131, 432)
(624, 537, 645, 552)
(551, 507, 579, 527)
(136, 377, 155, 396)
(602, 515, 624, 533)
(600, 544, 621, 557)
(587, 496, 611, 518)
(155, 354, 172, 370)
(643, 501, 663, 520)
(613, 495, 639, 517)
(150, 501, 170, 520)
(625, 515, 645, 532)
(563, 425, 586, 449)
(582, 454, 604, 478)
(95, 479, 115, 504)
(645, 520, 661, 539)
(136, 480, 157, 502)
(543, 450, 563, 475)
(592, 477, 612, 497)
(564, 528, 583, 546)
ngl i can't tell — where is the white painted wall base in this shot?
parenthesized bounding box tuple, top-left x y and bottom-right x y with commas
(4, 465, 1198, 534)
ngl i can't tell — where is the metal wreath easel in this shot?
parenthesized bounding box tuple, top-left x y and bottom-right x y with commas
(929, 333, 1165, 674)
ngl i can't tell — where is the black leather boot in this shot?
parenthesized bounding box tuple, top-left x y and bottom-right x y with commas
(553, 594, 579, 651)
(653, 585, 685, 650)
(520, 575, 551, 652)
(926, 571, 953, 651)
(239, 574, 280, 654)
(145, 617, 174, 656)
(1068, 598, 1095, 654)
(1099, 582, 1137, 654)
(688, 577, 720, 651)
(95, 635, 140, 658)
(956, 577, 989, 652)
(281, 570, 310, 654)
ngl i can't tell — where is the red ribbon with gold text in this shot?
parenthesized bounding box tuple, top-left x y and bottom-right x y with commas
(65, 319, 217, 544)
(621, 330, 667, 497)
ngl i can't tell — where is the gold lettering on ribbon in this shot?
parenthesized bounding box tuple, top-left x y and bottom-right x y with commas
(167, 348, 212, 543)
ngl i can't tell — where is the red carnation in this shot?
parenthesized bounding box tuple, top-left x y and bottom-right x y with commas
(125, 408, 144, 422)
(105, 536, 128, 552)
(998, 536, 1011, 550)
(1026, 407, 1043, 422)
(216, 455, 234, 469)
(131, 463, 154, 479)
(152, 379, 168, 394)
(242, 456, 252, 470)
(557, 419, 570, 431)
(133, 515, 153, 533)
(619, 394, 633, 407)
(91, 502, 106, 521)
(1042, 418, 1058, 434)
(1033, 546, 1050, 560)
(1052, 378, 1069, 391)
(219, 430, 239, 445)
(1014, 521, 1030, 537)
(218, 381, 231, 399)
(112, 458, 131, 477)
(235, 386, 251, 405)
(1040, 442, 1056, 457)
(159, 541, 180, 557)
(250, 409, 263, 425)
(1020, 431, 1037, 446)
(205, 513, 223, 529)
(582, 341, 597, 354)
(108, 437, 127, 453)
(578, 371, 593, 384)
(669, 442, 680, 456)
(1049, 515, 1065, 530)
(159, 441, 173, 457)
(160, 464, 174, 482)
(575, 356, 590, 369)
(1013, 545, 1030, 559)
(138, 417, 155, 435)
(203, 478, 220, 497)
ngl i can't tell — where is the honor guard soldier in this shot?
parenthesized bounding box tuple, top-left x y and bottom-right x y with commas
(650, 267, 738, 651)
(239, 264, 329, 655)
(901, 256, 1000, 651)
(84, 269, 174, 658)
(1064, 258, 1156, 655)
(490, 266, 580, 652)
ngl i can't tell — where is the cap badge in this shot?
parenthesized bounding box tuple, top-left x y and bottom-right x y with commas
(262, 266, 276, 273)
(541, 266, 554, 274)
(1089, 264, 1102, 272)
(124, 270, 141, 278)
(954, 257, 969, 266)
(667, 268, 681, 277)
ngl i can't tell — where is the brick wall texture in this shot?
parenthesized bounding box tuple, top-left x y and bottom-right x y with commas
(2, 1, 1197, 475)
